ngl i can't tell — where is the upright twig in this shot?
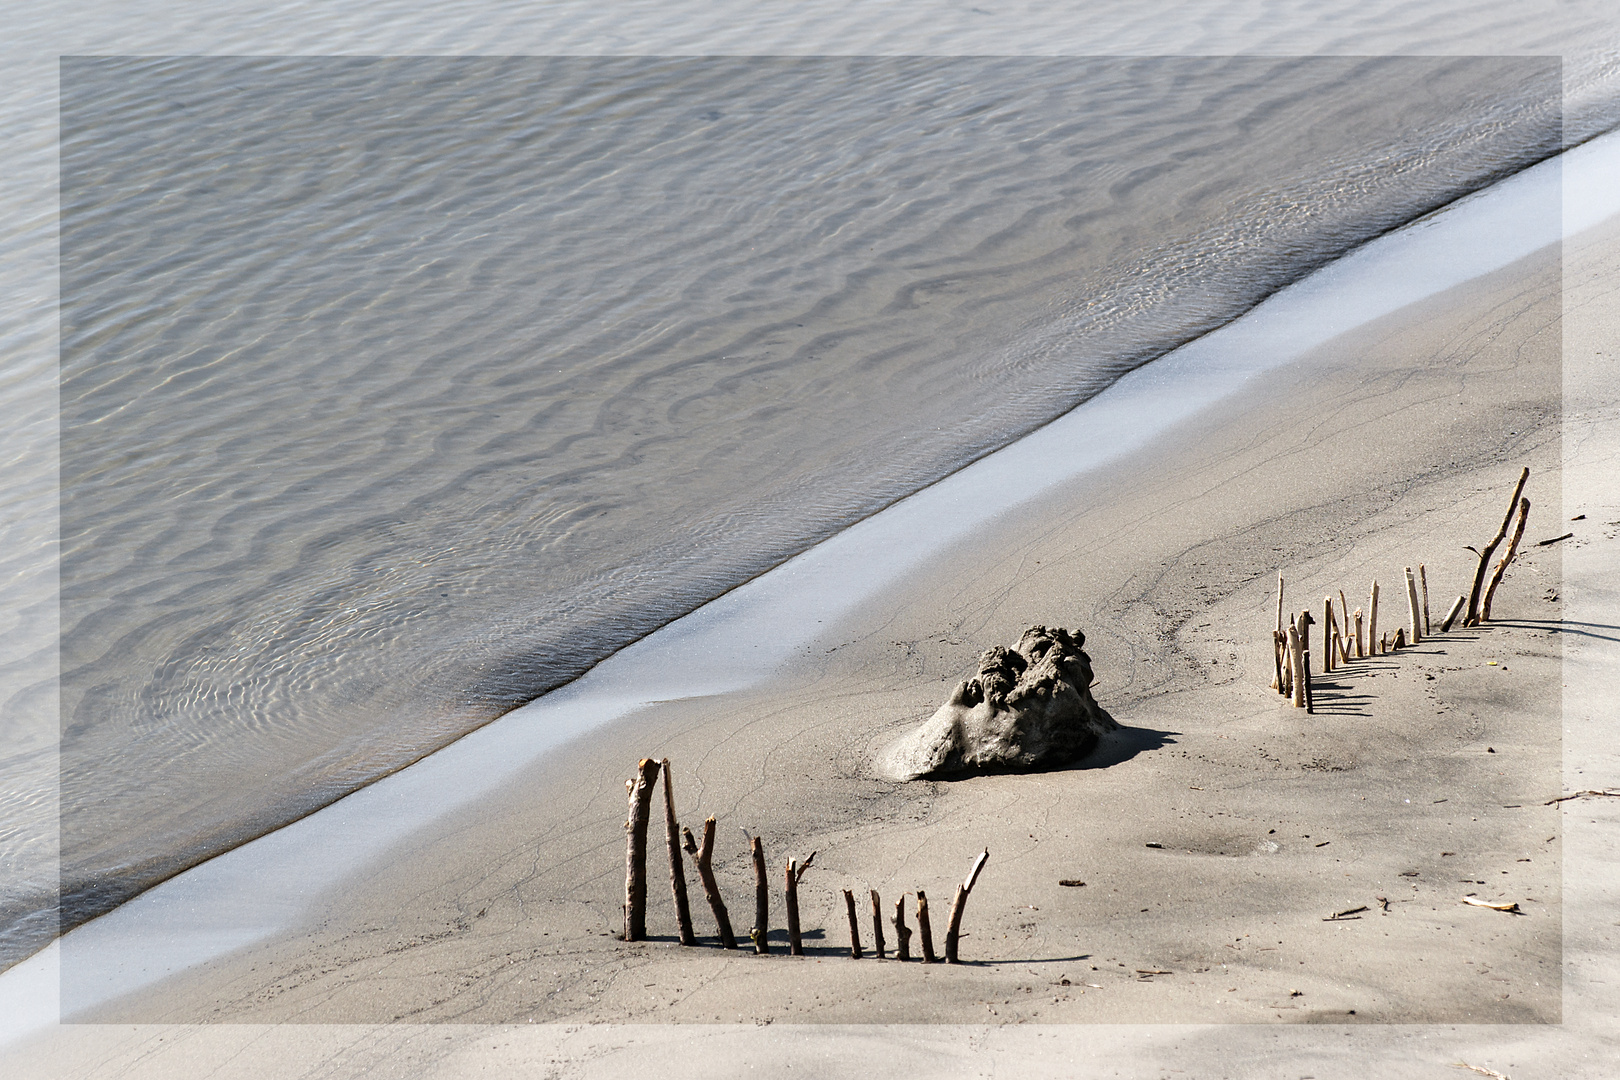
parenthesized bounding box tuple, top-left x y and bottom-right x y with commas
(843, 889, 863, 958)
(687, 818, 736, 949)
(1481, 497, 1530, 621)
(623, 758, 662, 942)
(750, 834, 770, 954)
(1287, 622, 1305, 708)
(1354, 608, 1364, 659)
(1276, 573, 1286, 636)
(868, 889, 886, 959)
(1272, 630, 1288, 695)
(1323, 598, 1336, 673)
(1418, 565, 1431, 635)
(892, 895, 912, 961)
(785, 861, 802, 956)
(1404, 567, 1422, 644)
(945, 849, 990, 963)
(1301, 645, 1314, 713)
(1466, 467, 1530, 626)
(1368, 581, 1379, 657)
(659, 759, 695, 946)
(916, 890, 937, 963)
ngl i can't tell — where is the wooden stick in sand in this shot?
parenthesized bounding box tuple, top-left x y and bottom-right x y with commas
(750, 834, 770, 954)
(1276, 573, 1286, 636)
(916, 890, 938, 963)
(945, 849, 990, 963)
(1393, 627, 1406, 649)
(659, 759, 696, 946)
(892, 895, 913, 961)
(1287, 622, 1305, 708)
(1440, 594, 1467, 633)
(1418, 565, 1431, 635)
(1323, 598, 1336, 673)
(1354, 608, 1364, 659)
(1481, 497, 1530, 622)
(869, 889, 887, 958)
(623, 758, 661, 942)
(1404, 567, 1423, 644)
(843, 889, 863, 959)
(784, 854, 815, 956)
(1466, 467, 1530, 626)
(685, 818, 737, 949)
(1368, 581, 1379, 656)
(1301, 645, 1314, 713)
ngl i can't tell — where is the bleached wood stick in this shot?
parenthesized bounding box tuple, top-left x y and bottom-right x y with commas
(1354, 608, 1364, 659)
(1418, 565, 1431, 635)
(623, 758, 661, 942)
(1272, 630, 1287, 694)
(892, 895, 912, 961)
(870, 889, 886, 959)
(1287, 623, 1305, 708)
(1440, 594, 1467, 632)
(916, 890, 937, 963)
(1368, 581, 1379, 655)
(843, 889, 863, 959)
(1466, 467, 1530, 625)
(1404, 567, 1422, 644)
(945, 849, 990, 963)
(688, 818, 736, 949)
(1276, 573, 1285, 635)
(1338, 589, 1351, 642)
(1481, 497, 1530, 621)
(750, 834, 770, 954)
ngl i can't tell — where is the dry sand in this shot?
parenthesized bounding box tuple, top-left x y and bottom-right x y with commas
(10, 220, 1618, 1076)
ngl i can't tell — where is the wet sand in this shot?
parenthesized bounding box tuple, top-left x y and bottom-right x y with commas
(7, 204, 1620, 1080)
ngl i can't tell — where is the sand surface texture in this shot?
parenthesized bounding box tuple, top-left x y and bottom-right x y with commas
(64, 232, 1579, 1035)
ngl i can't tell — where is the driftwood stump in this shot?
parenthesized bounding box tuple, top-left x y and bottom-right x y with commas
(1418, 565, 1431, 635)
(1441, 594, 1467, 633)
(623, 758, 661, 942)
(1404, 567, 1422, 644)
(1368, 581, 1380, 657)
(784, 852, 813, 956)
(659, 759, 695, 946)
(870, 889, 886, 959)
(843, 889, 863, 959)
(944, 849, 990, 964)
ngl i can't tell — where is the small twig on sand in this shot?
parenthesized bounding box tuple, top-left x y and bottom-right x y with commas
(1545, 789, 1620, 805)
(1451, 1063, 1511, 1080)
(945, 849, 990, 964)
(623, 758, 661, 942)
(1440, 594, 1467, 633)
(1323, 905, 1368, 921)
(1536, 532, 1573, 547)
(1461, 896, 1523, 914)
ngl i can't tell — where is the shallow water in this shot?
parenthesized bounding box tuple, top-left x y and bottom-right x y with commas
(9, 53, 1576, 967)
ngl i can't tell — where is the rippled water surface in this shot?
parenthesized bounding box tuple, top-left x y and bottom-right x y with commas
(23, 54, 1568, 967)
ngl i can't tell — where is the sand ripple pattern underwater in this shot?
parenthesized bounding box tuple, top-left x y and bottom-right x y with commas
(32, 55, 1560, 967)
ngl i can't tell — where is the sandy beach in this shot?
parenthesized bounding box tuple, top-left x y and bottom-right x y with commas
(8, 204, 1614, 1079)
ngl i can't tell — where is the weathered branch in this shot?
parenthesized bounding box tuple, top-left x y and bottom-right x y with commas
(892, 895, 912, 961)
(870, 889, 887, 959)
(785, 859, 803, 955)
(1354, 608, 1364, 659)
(944, 849, 990, 963)
(690, 817, 736, 949)
(660, 759, 695, 946)
(843, 889, 863, 958)
(623, 758, 661, 942)
(1466, 467, 1530, 625)
(1481, 497, 1530, 621)
(750, 835, 770, 954)
(916, 890, 937, 963)
(1404, 567, 1422, 644)
(1418, 565, 1431, 635)
(1368, 580, 1379, 657)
